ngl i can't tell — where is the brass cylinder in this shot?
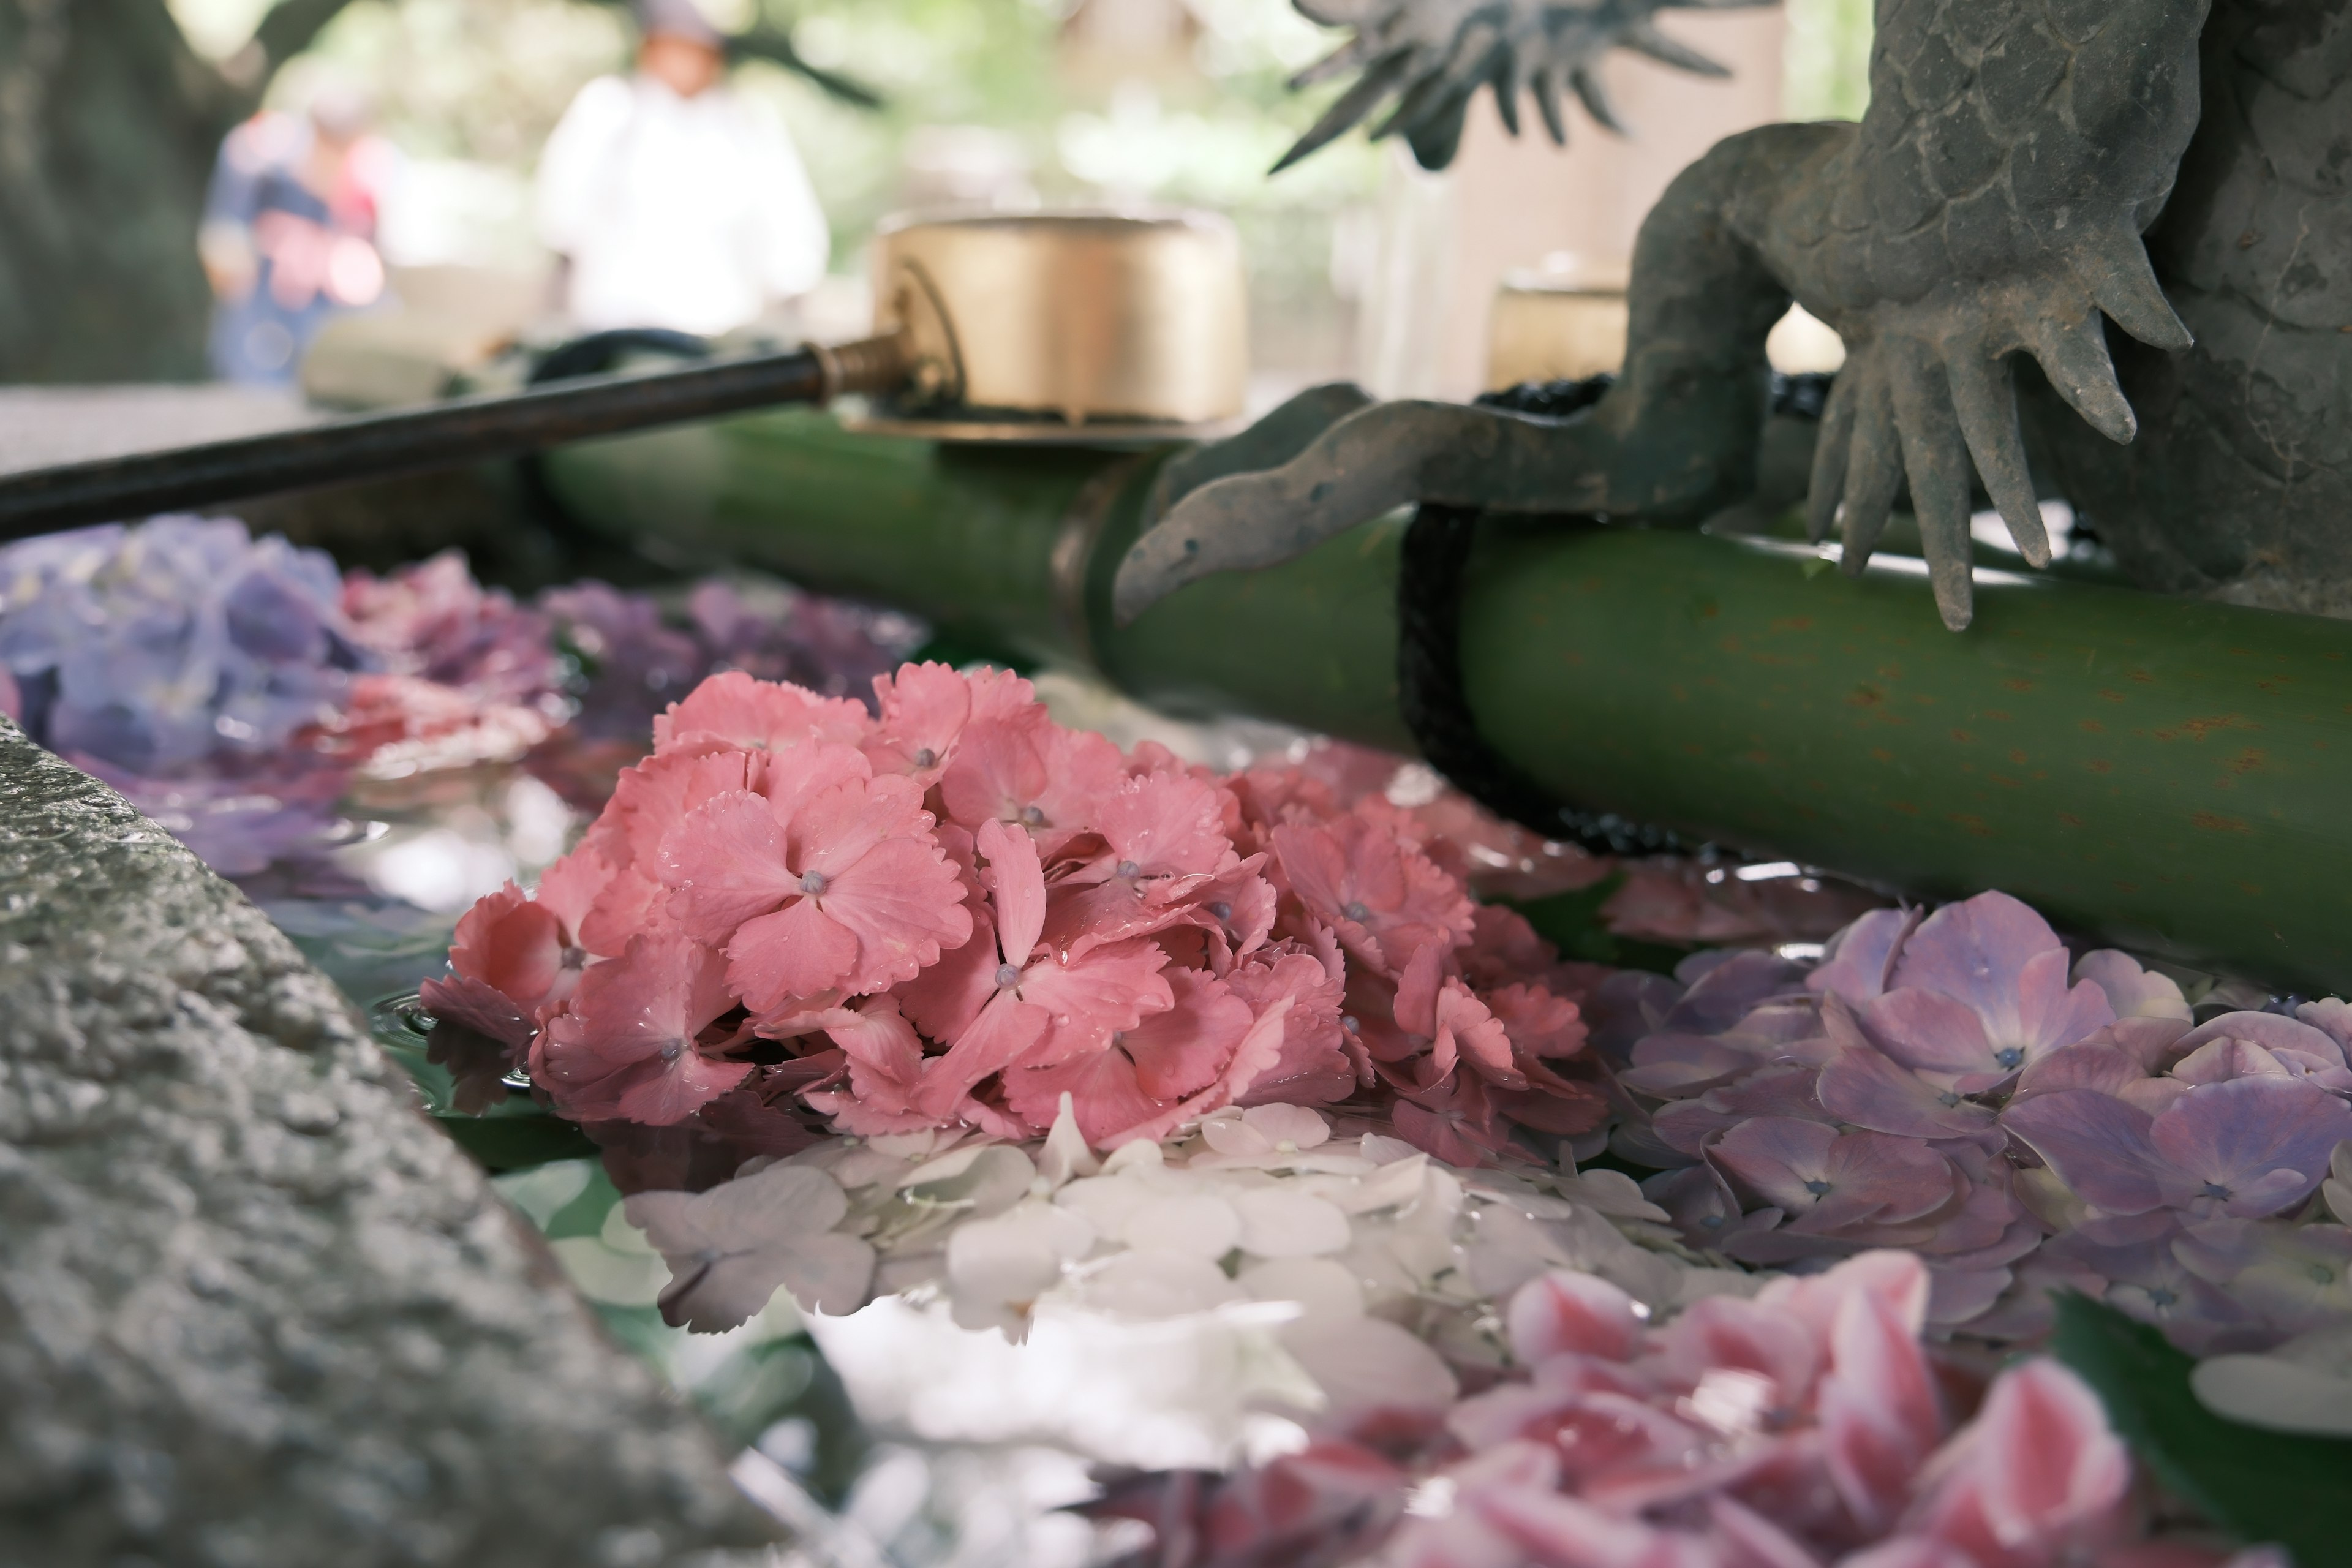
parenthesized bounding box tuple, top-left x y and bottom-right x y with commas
(870, 210, 1250, 432)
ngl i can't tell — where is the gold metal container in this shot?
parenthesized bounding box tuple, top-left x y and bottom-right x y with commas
(1486, 254, 1632, 391)
(861, 210, 1250, 443)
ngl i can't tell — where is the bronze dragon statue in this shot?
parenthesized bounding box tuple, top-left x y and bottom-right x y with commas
(1117, 0, 2351, 631)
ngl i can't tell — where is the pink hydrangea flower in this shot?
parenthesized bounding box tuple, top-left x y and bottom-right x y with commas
(1272, 812, 1475, 977)
(534, 933, 747, 1125)
(657, 742, 972, 1012)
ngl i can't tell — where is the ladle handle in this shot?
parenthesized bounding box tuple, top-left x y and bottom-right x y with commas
(0, 333, 908, 542)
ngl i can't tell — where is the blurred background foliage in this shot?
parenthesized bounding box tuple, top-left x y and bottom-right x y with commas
(2, 0, 1875, 382)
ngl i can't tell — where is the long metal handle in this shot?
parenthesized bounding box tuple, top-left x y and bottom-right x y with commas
(0, 333, 908, 541)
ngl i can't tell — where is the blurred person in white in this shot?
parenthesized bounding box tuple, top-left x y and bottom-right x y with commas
(536, 0, 831, 337)
(202, 75, 396, 387)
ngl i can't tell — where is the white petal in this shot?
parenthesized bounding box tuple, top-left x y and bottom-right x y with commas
(1121, 1193, 1243, 1259)
(1331, 1153, 1431, 1215)
(1037, 1093, 1101, 1187)
(774, 1232, 878, 1317)
(1279, 1314, 1458, 1413)
(1077, 1250, 1244, 1318)
(549, 1235, 672, 1308)
(1055, 1174, 1155, 1236)
(948, 1202, 1096, 1311)
(902, 1143, 1035, 1218)
(1240, 1102, 1332, 1150)
(1200, 1110, 1271, 1158)
(492, 1158, 592, 1230)
(1233, 1188, 1352, 1258)
(2192, 1354, 2352, 1436)
(1240, 1257, 1365, 1322)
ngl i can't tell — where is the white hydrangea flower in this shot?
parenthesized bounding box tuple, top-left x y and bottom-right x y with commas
(622, 1092, 1752, 1438)
(2192, 1321, 2352, 1435)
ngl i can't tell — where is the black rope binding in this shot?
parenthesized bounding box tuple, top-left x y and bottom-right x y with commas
(1394, 371, 1833, 856)
(517, 328, 715, 533)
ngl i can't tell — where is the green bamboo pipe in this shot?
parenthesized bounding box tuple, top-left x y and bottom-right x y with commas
(546, 409, 2352, 995)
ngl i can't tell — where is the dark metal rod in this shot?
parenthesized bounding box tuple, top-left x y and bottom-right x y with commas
(0, 336, 904, 541)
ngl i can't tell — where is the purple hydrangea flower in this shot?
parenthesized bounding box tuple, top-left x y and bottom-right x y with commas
(0, 517, 369, 873)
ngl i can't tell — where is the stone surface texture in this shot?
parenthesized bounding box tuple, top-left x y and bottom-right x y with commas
(0, 717, 775, 1566)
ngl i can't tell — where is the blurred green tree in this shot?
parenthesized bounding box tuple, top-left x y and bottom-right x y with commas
(0, 0, 882, 383)
(0, 0, 353, 381)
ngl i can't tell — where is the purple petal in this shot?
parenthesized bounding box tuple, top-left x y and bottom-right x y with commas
(1818, 1046, 1997, 1138)
(2150, 1077, 2352, 1218)
(1810, 907, 1918, 1003)
(1863, 987, 1997, 1081)
(1710, 1115, 1838, 1210)
(2173, 1011, 2351, 1090)
(1887, 891, 2065, 1045)
(1662, 950, 1809, 1033)
(2013, 1039, 2151, 1104)
(2000, 1090, 2168, 1216)
(2012, 950, 2116, 1061)
(1813, 1133, 1963, 1229)
(1651, 1063, 1829, 1158)
(1621, 1034, 1760, 1098)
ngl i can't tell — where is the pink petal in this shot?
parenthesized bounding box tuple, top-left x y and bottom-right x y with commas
(938, 719, 1046, 829)
(1507, 1270, 1645, 1364)
(653, 669, 871, 755)
(825, 997, 929, 1112)
(1435, 982, 1522, 1089)
(896, 902, 999, 1044)
(615, 1051, 754, 1126)
(533, 848, 613, 941)
(1003, 1044, 1168, 1144)
(658, 789, 801, 946)
(1820, 1268, 1944, 1530)
(1093, 769, 1234, 879)
(589, 744, 763, 874)
(816, 834, 973, 995)
(577, 864, 670, 958)
(1999, 1090, 2168, 1215)
(978, 816, 1046, 968)
(419, 972, 534, 1051)
(2150, 1077, 2352, 1217)
(864, 660, 970, 778)
(537, 935, 739, 1124)
(917, 991, 1049, 1116)
(1013, 938, 1173, 1066)
(780, 770, 911, 884)
(1121, 967, 1252, 1101)
(1905, 1359, 2128, 1566)
(448, 881, 563, 1006)
(725, 895, 861, 1012)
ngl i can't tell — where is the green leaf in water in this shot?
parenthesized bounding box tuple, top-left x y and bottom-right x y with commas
(2051, 1292, 2352, 1568)
(1502, 875, 1691, 977)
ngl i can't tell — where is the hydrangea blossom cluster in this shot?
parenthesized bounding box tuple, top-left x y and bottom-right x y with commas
(424, 662, 1621, 1163)
(1617, 894, 2352, 1354)
(0, 517, 371, 873)
(621, 1102, 1734, 1365)
(0, 518, 926, 876)
(1086, 1250, 2278, 1568)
